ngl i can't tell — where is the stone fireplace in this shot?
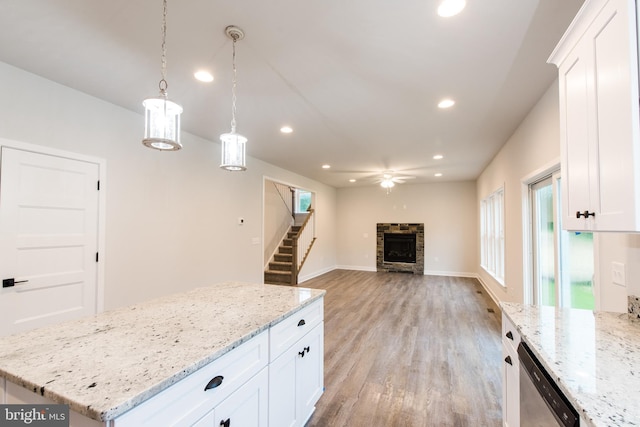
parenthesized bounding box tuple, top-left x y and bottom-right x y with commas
(376, 223, 424, 274)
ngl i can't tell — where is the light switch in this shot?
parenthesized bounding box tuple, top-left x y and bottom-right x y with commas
(612, 262, 626, 287)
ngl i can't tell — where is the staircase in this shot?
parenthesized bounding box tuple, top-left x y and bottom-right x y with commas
(264, 225, 301, 285)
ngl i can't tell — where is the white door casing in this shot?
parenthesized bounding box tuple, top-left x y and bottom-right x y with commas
(0, 140, 105, 336)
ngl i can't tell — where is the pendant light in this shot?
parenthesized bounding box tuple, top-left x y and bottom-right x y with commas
(220, 26, 247, 171)
(142, 0, 183, 151)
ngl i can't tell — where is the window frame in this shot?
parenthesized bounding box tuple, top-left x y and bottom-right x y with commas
(480, 186, 505, 285)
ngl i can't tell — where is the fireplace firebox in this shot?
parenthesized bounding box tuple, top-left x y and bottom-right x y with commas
(383, 233, 416, 263)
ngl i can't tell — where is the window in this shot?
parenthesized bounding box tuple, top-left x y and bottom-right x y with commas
(529, 172, 594, 309)
(481, 187, 505, 284)
(295, 190, 312, 213)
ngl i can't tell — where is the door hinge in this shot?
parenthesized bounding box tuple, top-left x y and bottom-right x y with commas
(97, 180, 100, 191)
(96, 252, 99, 262)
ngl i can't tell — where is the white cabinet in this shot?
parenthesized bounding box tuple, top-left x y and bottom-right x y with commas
(502, 314, 520, 427)
(114, 331, 269, 427)
(269, 300, 324, 427)
(193, 367, 268, 427)
(548, 0, 640, 231)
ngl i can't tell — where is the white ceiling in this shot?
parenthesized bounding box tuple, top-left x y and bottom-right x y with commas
(0, 0, 583, 188)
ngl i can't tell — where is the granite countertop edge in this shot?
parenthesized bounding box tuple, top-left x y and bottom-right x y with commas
(0, 282, 326, 422)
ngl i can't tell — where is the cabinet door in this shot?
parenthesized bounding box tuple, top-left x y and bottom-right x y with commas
(269, 322, 324, 427)
(559, 40, 593, 230)
(214, 367, 269, 427)
(502, 344, 519, 427)
(558, 0, 640, 231)
(589, 0, 640, 231)
(296, 322, 324, 426)
(268, 342, 298, 427)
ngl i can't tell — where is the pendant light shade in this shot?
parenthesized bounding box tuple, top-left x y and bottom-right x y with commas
(220, 131, 247, 171)
(220, 26, 247, 171)
(142, 0, 183, 151)
(143, 94, 183, 150)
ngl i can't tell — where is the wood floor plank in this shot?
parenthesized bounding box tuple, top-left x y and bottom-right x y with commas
(301, 270, 502, 427)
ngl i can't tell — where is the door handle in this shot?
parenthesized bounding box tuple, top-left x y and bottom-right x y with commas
(2, 278, 28, 288)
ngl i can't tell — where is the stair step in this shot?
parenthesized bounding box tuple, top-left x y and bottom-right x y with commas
(274, 253, 292, 262)
(264, 270, 292, 285)
(283, 238, 293, 246)
(279, 246, 293, 254)
(269, 261, 292, 271)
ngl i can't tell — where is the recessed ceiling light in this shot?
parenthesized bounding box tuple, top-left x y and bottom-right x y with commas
(322, 164, 331, 169)
(349, 179, 356, 183)
(438, 98, 455, 109)
(438, 0, 466, 17)
(194, 70, 214, 82)
(434, 173, 443, 177)
(433, 154, 444, 160)
(280, 126, 293, 134)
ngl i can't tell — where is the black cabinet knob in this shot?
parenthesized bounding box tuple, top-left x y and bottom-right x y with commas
(506, 331, 513, 340)
(297, 319, 306, 327)
(220, 418, 230, 427)
(505, 355, 512, 366)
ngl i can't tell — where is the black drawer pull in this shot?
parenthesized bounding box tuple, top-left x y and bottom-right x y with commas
(576, 210, 596, 218)
(505, 355, 512, 366)
(220, 418, 230, 427)
(505, 331, 513, 340)
(205, 375, 224, 391)
(297, 319, 306, 327)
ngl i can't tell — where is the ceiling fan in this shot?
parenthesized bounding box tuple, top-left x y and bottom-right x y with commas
(376, 172, 416, 193)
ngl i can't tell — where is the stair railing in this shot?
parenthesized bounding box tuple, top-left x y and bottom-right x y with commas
(273, 181, 295, 219)
(291, 207, 316, 285)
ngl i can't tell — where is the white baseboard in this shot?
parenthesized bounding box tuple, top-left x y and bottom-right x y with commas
(474, 275, 502, 309)
(298, 265, 338, 284)
(423, 270, 476, 278)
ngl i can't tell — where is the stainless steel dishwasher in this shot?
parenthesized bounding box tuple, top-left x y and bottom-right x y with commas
(518, 342, 579, 427)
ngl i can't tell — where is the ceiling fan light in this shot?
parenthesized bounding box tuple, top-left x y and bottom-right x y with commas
(438, 0, 466, 17)
(381, 179, 395, 189)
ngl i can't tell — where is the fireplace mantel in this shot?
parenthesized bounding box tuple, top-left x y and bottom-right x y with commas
(376, 223, 424, 274)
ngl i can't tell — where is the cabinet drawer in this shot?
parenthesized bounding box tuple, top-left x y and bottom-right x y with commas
(270, 298, 323, 361)
(115, 330, 268, 427)
(502, 314, 520, 354)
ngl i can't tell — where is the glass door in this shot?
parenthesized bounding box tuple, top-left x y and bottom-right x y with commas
(530, 173, 594, 309)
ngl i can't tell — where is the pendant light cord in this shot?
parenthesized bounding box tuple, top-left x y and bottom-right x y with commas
(231, 36, 238, 133)
(159, 0, 168, 94)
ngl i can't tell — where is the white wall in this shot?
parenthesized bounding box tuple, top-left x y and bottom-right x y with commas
(335, 181, 477, 276)
(477, 79, 630, 312)
(0, 61, 337, 310)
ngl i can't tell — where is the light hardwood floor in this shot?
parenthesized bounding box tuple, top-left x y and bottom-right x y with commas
(301, 269, 503, 427)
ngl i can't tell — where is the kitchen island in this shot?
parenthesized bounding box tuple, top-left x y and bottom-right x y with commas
(0, 281, 325, 426)
(501, 302, 640, 427)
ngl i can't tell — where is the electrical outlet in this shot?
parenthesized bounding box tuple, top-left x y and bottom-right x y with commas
(612, 262, 626, 287)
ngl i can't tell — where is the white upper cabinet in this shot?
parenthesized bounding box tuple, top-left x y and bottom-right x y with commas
(548, 0, 640, 231)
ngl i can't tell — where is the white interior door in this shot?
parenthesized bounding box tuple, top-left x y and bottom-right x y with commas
(0, 146, 100, 336)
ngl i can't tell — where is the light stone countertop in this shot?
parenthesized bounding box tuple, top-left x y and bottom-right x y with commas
(0, 282, 325, 422)
(501, 302, 640, 427)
